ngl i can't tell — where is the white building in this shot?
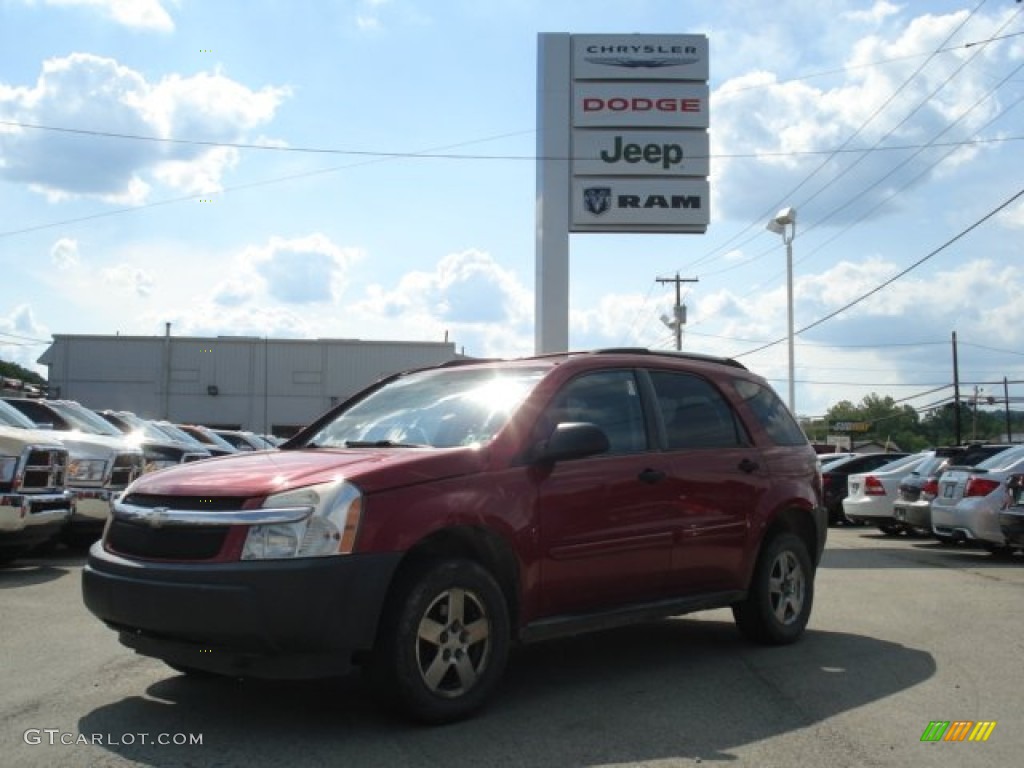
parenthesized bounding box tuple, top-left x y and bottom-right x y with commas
(39, 333, 463, 437)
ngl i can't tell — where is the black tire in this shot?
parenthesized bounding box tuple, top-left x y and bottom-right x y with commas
(374, 559, 510, 724)
(165, 662, 223, 678)
(878, 522, 903, 536)
(733, 533, 814, 645)
(980, 543, 1013, 557)
(935, 534, 956, 546)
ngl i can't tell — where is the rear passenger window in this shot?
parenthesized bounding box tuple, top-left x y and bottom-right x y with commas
(649, 371, 746, 450)
(732, 378, 806, 446)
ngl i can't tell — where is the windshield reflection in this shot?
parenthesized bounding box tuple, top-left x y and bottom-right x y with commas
(309, 367, 545, 449)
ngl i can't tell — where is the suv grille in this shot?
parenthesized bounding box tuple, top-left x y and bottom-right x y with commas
(106, 518, 231, 560)
(108, 493, 249, 560)
(110, 453, 144, 490)
(21, 448, 68, 491)
(122, 493, 248, 511)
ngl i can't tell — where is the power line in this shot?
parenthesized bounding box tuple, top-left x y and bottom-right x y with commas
(734, 186, 1024, 358)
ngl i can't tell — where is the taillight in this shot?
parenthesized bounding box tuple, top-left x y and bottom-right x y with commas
(864, 476, 886, 496)
(964, 477, 1000, 498)
(921, 477, 939, 499)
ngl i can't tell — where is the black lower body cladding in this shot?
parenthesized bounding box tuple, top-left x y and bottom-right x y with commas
(82, 543, 403, 678)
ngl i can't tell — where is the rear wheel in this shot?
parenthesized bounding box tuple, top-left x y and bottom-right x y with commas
(733, 533, 814, 645)
(374, 559, 510, 724)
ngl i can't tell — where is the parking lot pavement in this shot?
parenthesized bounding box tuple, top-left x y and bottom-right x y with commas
(1, 531, 1022, 768)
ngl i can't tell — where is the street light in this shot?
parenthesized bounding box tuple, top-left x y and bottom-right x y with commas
(766, 206, 797, 414)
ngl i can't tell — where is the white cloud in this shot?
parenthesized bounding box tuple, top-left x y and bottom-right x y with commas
(843, 1, 901, 25)
(35, 0, 175, 31)
(50, 237, 80, 269)
(102, 263, 154, 297)
(0, 305, 50, 375)
(353, 249, 534, 355)
(0, 53, 289, 202)
(232, 234, 361, 305)
(710, 7, 1013, 225)
(998, 197, 1024, 230)
(352, 0, 431, 32)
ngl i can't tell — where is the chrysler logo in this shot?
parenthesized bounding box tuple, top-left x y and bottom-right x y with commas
(584, 55, 700, 69)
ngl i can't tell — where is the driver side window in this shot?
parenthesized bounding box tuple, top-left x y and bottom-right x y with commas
(541, 370, 647, 455)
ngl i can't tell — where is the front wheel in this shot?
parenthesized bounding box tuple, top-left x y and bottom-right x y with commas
(733, 533, 814, 645)
(878, 522, 904, 536)
(981, 543, 1013, 557)
(375, 559, 510, 724)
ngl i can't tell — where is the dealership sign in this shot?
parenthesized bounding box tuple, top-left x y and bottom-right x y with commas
(535, 32, 710, 352)
(566, 34, 710, 234)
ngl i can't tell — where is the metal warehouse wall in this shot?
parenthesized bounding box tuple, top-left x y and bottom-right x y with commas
(40, 334, 461, 435)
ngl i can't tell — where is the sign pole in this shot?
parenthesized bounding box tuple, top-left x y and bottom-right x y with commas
(535, 33, 571, 354)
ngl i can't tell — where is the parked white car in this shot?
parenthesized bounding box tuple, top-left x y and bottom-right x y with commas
(929, 444, 1024, 554)
(842, 452, 930, 533)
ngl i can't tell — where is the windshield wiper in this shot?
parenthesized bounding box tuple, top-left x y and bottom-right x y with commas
(343, 440, 424, 448)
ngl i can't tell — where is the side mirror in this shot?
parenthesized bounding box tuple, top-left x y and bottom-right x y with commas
(532, 422, 610, 463)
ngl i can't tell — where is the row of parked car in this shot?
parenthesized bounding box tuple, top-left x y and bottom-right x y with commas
(0, 396, 280, 565)
(824, 443, 1024, 556)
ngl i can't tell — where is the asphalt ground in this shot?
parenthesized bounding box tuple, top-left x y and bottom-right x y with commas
(1, 527, 1021, 768)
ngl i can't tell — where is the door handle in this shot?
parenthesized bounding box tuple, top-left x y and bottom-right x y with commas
(638, 468, 665, 484)
(738, 458, 759, 474)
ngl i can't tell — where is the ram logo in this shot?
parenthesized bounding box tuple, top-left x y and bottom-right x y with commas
(583, 187, 612, 215)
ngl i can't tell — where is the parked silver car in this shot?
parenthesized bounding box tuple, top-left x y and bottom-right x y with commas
(930, 444, 1024, 554)
(892, 444, 1014, 539)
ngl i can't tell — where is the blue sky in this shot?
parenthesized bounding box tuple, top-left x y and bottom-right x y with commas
(1, 0, 1023, 420)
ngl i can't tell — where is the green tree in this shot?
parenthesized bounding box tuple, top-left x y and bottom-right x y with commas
(0, 359, 46, 387)
(821, 393, 927, 451)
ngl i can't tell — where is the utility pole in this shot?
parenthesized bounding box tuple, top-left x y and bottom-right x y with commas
(657, 273, 698, 351)
(952, 331, 961, 445)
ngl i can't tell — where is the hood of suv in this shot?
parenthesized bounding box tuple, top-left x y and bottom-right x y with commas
(0, 423, 66, 453)
(45, 430, 144, 460)
(124, 445, 488, 498)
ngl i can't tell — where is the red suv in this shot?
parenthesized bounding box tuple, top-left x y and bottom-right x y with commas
(83, 349, 826, 723)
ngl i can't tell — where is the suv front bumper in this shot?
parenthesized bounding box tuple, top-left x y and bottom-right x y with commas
(82, 543, 402, 678)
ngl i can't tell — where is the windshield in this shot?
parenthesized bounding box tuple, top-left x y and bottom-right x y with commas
(47, 401, 124, 436)
(308, 367, 545, 448)
(976, 444, 1024, 471)
(153, 421, 209, 448)
(0, 399, 38, 429)
(873, 452, 929, 474)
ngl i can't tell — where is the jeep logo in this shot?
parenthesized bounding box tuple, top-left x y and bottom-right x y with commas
(599, 135, 684, 169)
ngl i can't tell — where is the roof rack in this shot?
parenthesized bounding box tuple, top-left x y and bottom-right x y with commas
(590, 348, 747, 370)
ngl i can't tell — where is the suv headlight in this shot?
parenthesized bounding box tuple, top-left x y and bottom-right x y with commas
(241, 480, 363, 560)
(68, 458, 108, 483)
